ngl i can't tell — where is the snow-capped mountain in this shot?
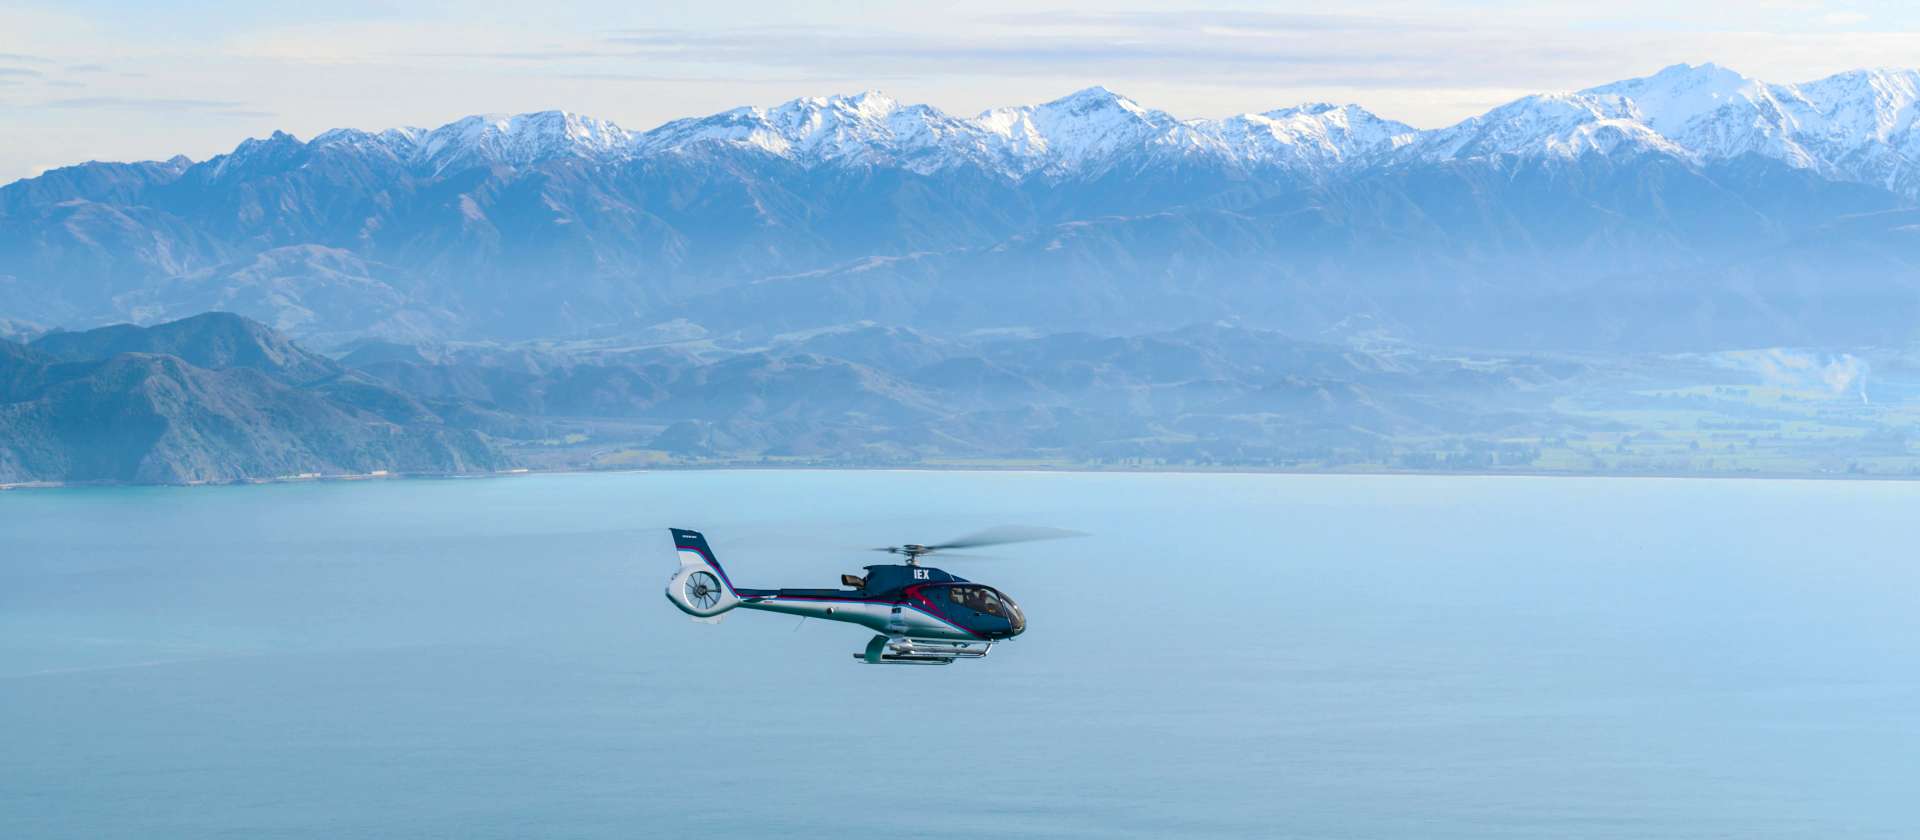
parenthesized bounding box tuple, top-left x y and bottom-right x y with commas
(213, 87, 1412, 180)
(636, 86, 1320, 175)
(1403, 92, 1683, 161)
(412, 111, 636, 175)
(10, 63, 1920, 351)
(637, 86, 1411, 176)
(972, 86, 1219, 174)
(1214, 103, 1414, 169)
(1793, 69, 1920, 193)
(636, 91, 990, 173)
(208, 111, 641, 179)
(1582, 62, 1810, 164)
(1420, 63, 1920, 192)
(174, 64, 1920, 192)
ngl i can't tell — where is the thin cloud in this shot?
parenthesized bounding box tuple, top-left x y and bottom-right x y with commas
(558, 71, 896, 84)
(588, 17, 1920, 105)
(984, 9, 1474, 34)
(417, 47, 636, 62)
(595, 25, 1617, 90)
(0, 66, 44, 78)
(43, 96, 254, 112)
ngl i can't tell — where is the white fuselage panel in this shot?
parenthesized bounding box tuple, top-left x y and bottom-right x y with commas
(739, 597, 975, 641)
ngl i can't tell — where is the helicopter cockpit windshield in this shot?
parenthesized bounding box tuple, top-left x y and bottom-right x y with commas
(948, 585, 1026, 633)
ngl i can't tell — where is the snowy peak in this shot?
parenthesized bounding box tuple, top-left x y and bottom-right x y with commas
(793, 89, 899, 116)
(308, 126, 426, 163)
(752, 90, 967, 163)
(1568, 63, 1920, 185)
(642, 85, 1225, 176)
(201, 110, 643, 181)
(1261, 102, 1406, 131)
(1212, 103, 1414, 167)
(1409, 92, 1681, 160)
(206, 130, 307, 180)
(976, 86, 1200, 172)
(1383, 63, 1920, 194)
(1792, 68, 1920, 144)
(1579, 63, 1813, 164)
(1585, 62, 1774, 132)
(639, 90, 986, 171)
(759, 90, 904, 143)
(1033, 86, 1155, 120)
(412, 110, 636, 174)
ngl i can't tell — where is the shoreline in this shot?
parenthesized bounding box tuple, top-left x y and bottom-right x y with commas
(8, 460, 1920, 492)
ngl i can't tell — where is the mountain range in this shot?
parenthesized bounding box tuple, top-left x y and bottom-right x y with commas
(5, 63, 1920, 350)
(81, 62, 1920, 184)
(10, 307, 1917, 485)
(0, 311, 1578, 483)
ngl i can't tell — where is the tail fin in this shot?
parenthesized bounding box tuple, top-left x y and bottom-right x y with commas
(665, 528, 741, 621)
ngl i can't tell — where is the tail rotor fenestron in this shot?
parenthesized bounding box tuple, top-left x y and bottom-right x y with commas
(665, 528, 741, 621)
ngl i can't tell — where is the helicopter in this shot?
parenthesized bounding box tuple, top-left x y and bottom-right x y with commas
(663, 525, 1076, 665)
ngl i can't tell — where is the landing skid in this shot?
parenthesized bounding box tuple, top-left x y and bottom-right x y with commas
(857, 634, 994, 665)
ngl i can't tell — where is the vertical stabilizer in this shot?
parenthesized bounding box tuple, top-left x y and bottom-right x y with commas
(665, 528, 741, 620)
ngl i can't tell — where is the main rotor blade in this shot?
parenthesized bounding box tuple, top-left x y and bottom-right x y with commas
(927, 526, 1085, 552)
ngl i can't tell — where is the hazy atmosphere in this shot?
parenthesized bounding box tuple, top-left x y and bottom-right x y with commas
(11, 42, 1920, 481)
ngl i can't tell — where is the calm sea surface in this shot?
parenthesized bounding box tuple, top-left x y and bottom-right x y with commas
(2, 471, 1917, 838)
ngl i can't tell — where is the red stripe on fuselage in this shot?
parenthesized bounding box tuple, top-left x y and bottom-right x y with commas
(902, 588, 978, 638)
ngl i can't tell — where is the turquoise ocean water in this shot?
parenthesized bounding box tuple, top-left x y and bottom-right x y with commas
(3, 471, 1916, 838)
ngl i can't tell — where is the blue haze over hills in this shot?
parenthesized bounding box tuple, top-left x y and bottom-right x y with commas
(6, 63, 1920, 483)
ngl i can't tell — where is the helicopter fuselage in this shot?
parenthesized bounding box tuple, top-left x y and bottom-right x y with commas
(731, 567, 1025, 642)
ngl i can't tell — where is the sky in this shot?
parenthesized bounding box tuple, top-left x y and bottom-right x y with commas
(2, 0, 1920, 182)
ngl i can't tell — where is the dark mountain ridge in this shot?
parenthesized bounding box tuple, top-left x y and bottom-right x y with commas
(0, 314, 505, 484)
(31, 311, 340, 383)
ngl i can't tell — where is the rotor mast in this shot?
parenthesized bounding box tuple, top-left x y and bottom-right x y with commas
(888, 544, 931, 565)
